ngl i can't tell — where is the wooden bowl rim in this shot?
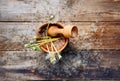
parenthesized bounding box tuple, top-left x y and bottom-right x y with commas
(36, 23, 69, 53)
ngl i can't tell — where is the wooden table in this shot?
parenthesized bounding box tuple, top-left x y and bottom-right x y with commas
(0, 0, 120, 80)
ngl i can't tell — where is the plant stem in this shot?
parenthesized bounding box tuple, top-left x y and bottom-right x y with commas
(37, 38, 59, 42)
(45, 23, 50, 53)
(46, 23, 50, 36)
(46, 44, 50, 52)
(51, 42, 58, 53)
(51, 42, 54, 52)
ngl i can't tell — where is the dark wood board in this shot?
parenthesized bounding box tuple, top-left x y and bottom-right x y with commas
(0, 50, 120, 80)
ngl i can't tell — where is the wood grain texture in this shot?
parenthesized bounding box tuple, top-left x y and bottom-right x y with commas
(0, 51, 43, 80)
(0, 0, 120, 21)
(0, 50, 119, 80)
(0, 0, 120, 80)
(0, 22, 120, 51)
(0, 50, 119, 69)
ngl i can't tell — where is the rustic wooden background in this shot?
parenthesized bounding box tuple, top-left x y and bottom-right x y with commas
(0, 0, 120, 80)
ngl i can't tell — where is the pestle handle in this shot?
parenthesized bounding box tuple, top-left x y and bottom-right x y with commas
(48, 25, 78, 38)
(47, 26, 63, 37)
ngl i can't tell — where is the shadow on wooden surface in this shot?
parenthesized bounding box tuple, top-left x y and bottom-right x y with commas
(0, 44, 119, 80)
(36, 46, 120, 80)
(0, 0, 120, 80)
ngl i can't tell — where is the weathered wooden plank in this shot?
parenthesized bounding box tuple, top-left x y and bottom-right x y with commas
(0, 0, 120, 21)
(0, 22, 120, 51)
(0, 68, 42, 80)
(0, 50, 119, 69)
(0, 51, 43, 80)
(0, 50, 119, 80)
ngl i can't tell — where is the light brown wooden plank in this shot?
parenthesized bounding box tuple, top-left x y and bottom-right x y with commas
(0, 0, 120, 21)
(0, 22, 120, 51)
(0, 22, 38, 51)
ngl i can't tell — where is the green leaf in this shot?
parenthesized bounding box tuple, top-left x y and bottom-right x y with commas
(24, 44, 30, 48)
(34, 36, 40, 40)
(36, 46, 40, 51)
(32, 46, 40, 51)
(30, 40, 34, 44)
